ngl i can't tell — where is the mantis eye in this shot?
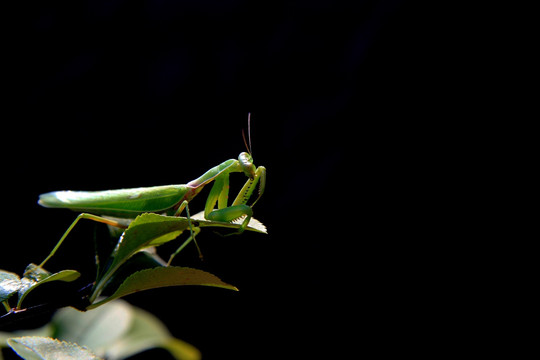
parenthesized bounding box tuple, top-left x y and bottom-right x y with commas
(239, 152, 256, 178)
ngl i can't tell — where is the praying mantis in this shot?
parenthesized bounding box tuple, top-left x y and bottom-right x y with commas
(38, 116, 266, 266)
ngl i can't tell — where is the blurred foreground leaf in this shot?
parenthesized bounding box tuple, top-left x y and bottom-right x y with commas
(66, 301, 201, 360)
(54, 300, 132, 354)
(1, 300, 200, 360)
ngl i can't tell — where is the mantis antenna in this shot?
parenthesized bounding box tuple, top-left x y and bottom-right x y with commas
(242, 112, 253, 156)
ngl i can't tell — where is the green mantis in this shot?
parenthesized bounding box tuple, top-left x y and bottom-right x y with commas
(38, 121, 266, 266)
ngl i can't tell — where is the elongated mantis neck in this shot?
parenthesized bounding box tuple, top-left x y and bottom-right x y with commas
(186, 159, 240, 188)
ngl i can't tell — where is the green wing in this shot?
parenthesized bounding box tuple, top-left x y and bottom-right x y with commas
(38, 185, 189, 217)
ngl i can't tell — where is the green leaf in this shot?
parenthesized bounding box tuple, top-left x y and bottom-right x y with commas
(120, 213, 191, 246)
(7, 336, 102, 360)
(88, 267, 237, 309)
(0, 270, 21, 303)
(101, 214, 190, 279)
(17, 266, 81, 309)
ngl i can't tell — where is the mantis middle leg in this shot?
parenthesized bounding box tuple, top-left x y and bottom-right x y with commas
(173, 200, 203, 260)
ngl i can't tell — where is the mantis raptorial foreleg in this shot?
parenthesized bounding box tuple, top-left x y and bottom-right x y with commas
(232, 165, 266, 208)
(204, 165, 266, 235)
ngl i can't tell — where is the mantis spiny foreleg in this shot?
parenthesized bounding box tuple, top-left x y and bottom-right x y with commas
(204, 163, 266, 235)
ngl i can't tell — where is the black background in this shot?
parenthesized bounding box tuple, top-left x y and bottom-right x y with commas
(1, 1, 444, 359)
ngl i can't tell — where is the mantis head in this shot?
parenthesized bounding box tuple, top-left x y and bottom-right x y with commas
(239, 152, 256, 179)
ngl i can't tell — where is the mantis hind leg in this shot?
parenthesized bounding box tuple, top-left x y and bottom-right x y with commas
(39, 213, 127, 268)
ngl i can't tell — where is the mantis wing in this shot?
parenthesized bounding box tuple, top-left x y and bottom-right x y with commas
(38, 185, 189, 217)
